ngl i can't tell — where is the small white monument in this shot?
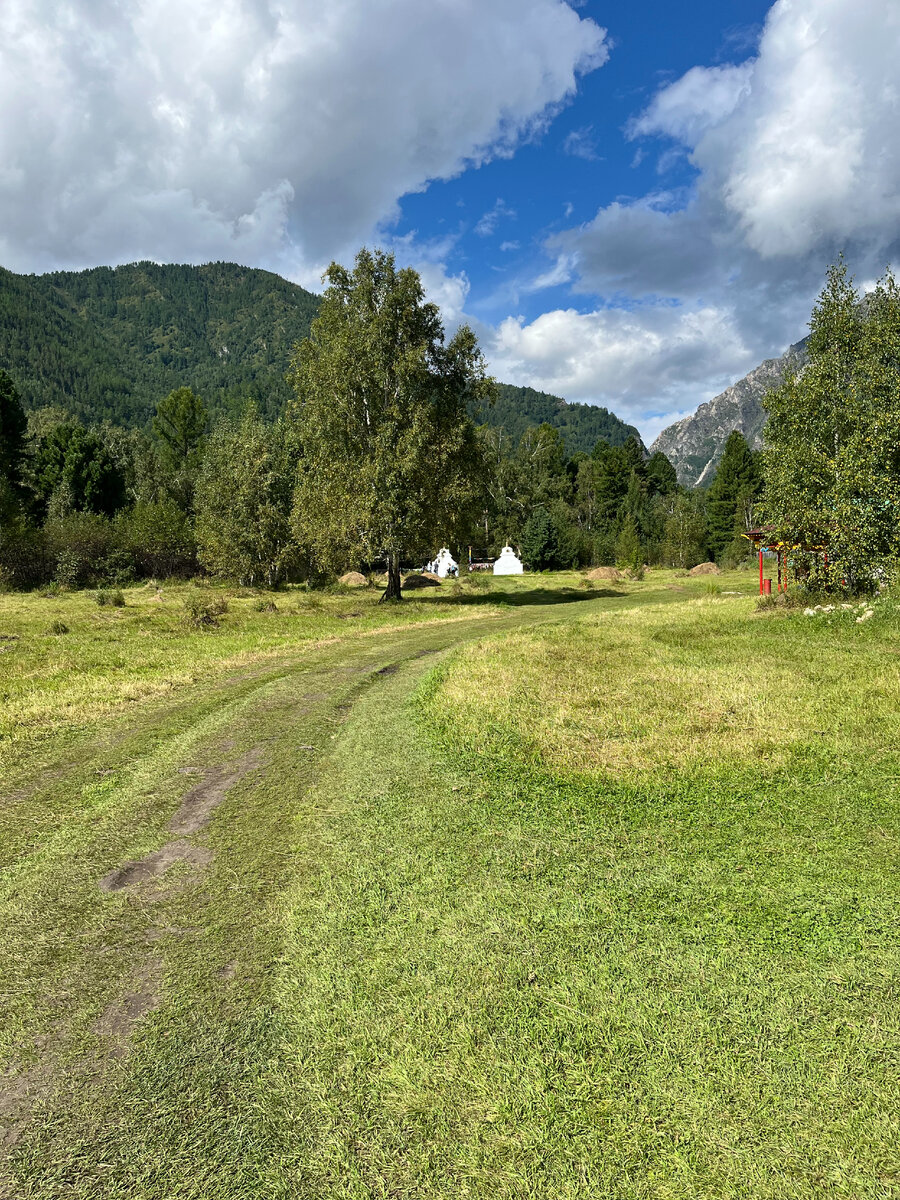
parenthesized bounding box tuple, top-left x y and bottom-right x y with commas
(493, 545, 524, 575)
(426, 547, 458, 578)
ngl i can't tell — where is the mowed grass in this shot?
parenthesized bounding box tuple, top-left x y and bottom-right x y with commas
(0, 574, 533, 782)
(427, 586, 900, 778)
(5, 570, 899, 1198)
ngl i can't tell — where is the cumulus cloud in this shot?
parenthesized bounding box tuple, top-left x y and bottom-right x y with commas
(490, 0, 900, 440)
(488, 303, 753, 434)
(0, 0, 607, 276)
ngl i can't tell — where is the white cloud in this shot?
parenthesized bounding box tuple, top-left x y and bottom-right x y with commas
(494, 0, 900, 438)
(486, 303, 754, 442)
(474, 199, 517, 238)
(0, 0, 607, 275)
(562, 125, 600, 160)
(628, 63, 754, 145)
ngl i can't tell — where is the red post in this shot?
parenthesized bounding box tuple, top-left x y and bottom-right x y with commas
(759, 548, 764, 595)
(763, 578, 772, 595)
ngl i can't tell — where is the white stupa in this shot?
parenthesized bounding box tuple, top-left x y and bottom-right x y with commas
(426, 547, 458, 578)
(493, 545, 524, 575)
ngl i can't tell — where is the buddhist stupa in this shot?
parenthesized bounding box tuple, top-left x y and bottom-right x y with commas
(426, 548, 458, 578)
(493, 545, 523, 575)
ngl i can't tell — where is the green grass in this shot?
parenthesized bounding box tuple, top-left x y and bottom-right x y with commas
(2, 569, 898, 1198)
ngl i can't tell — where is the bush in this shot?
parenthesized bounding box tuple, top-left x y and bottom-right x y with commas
(95, 589, 126, 607)
(45, 512, 122, 589)
(122, 499, 196, 579)
(254, 599, 278, 612)
(183, 590, 228, 629)
(48, 620, 69, 635)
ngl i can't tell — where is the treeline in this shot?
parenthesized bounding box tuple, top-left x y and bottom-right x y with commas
(0, 367, 761, 591)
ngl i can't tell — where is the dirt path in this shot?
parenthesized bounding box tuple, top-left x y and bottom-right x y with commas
(0, 596, 605, 1191)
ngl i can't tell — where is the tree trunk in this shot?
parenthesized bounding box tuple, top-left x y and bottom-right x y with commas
(380, 550, 402, 602)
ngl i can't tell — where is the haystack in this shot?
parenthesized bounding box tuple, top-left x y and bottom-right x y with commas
(586, 566, 623, 581)
(689, 562, 721, 576)
(401, 573, 441, 589)
(339, 571, 369, 587)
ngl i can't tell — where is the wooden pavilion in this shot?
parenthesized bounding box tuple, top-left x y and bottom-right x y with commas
(743, 527, 830, 595)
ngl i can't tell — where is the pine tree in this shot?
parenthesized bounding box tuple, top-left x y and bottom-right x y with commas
(706, 432, 760, 561)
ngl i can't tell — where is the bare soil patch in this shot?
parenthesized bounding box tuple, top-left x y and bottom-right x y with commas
(168, 748, 263, 836)
(689, 562, 721, 575)
(94, 956, 163, 1049)
(99, 841, 213, 892)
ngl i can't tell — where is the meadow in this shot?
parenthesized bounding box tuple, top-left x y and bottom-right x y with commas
(1, 569, 898, 1198)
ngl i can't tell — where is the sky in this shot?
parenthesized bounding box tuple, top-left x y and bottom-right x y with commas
(1, 0, 899, 443)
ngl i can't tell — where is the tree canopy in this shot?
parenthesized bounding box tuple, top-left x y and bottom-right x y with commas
(764, 260, 900, 584)
(289, 248, 493, 599)
(706, 431, 761, 562)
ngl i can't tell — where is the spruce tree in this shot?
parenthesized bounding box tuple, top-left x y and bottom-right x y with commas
(706, 432, 760, 561)
(0, 369, 27, 495)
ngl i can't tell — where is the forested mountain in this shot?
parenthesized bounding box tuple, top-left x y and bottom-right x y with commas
(478, 384, 641, 454)
(0, 262, 320, 426)
(0, 261, 639, 453)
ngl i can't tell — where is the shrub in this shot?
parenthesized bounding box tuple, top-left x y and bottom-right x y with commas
(48, 620, 69, 634)
(183, 590, 228, 629)
(95, 589, 126, 607)
(254, 599, 278, 612)
(122, 499, 196, 579)
(45, 512, 122, 589)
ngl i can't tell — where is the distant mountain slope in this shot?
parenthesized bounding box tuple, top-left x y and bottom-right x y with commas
(475, 384, 642, 454)
(0, 261, 320, 425)
(650, 340, 808, 487)
(0, 261, 639, 453)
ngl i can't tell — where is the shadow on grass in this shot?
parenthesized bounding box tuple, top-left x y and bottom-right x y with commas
(407, 586, 624, 608)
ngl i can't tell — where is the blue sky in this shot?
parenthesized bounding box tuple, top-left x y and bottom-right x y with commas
(394, 0, 771, 330)
(1, 0, 898, 443)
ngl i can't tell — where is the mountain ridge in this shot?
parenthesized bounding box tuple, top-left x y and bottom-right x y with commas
(0, 260, 639, 455)
(650, 339, 808, 487)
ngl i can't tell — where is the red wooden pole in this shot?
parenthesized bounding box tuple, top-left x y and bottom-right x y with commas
(759, 548, 764, 595)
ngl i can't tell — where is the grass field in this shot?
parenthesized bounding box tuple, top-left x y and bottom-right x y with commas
(2, 569, 898, 1198)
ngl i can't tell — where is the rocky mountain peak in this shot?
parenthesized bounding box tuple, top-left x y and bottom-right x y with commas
(650, 339, 808, 487)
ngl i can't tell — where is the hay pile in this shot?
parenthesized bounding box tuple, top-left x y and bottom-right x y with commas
(586, 566, 623, 581)
(339, 571, 368, 587)
(402, 574, 441, 589)
(689, 562, 721, 576)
